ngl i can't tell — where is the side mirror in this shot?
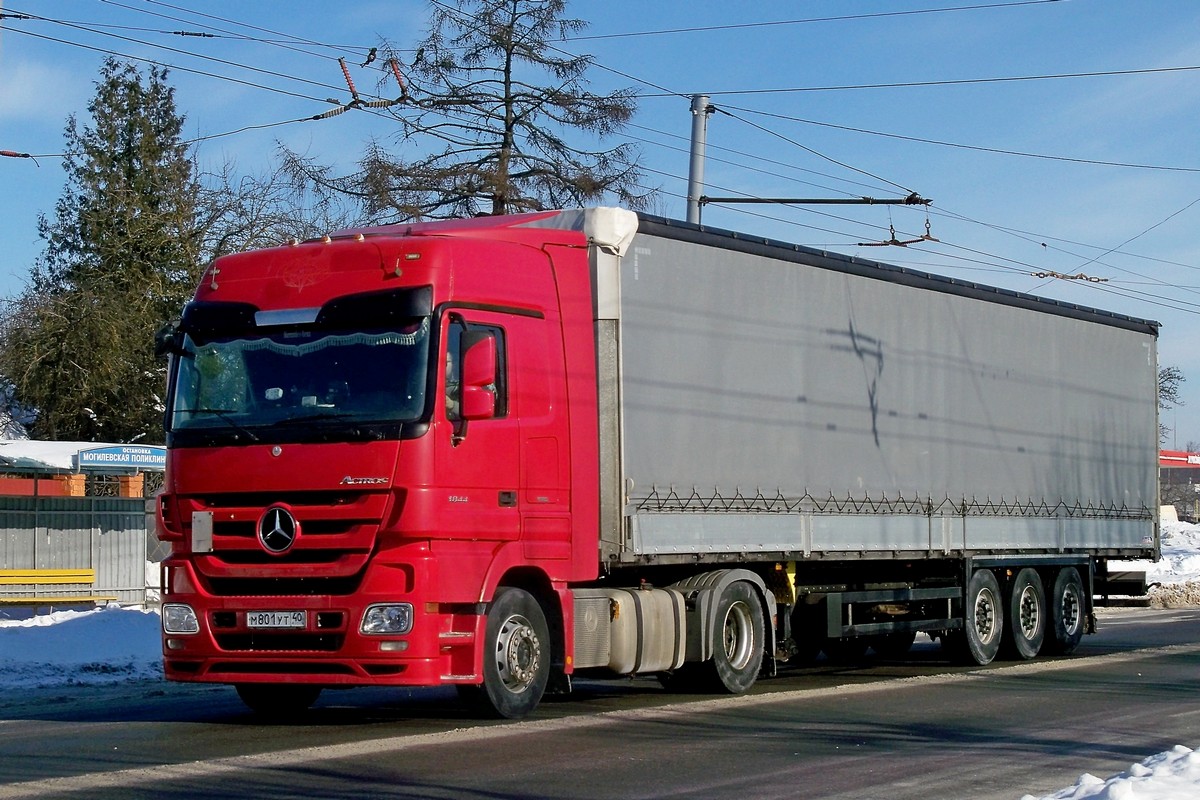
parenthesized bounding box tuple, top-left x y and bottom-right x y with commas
(460, 333, 497, 421)
(154, 321, 185, 359)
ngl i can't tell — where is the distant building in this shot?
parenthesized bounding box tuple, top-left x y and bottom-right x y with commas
(0, 440, 164, 498)
(1161, 450, 1200, 522)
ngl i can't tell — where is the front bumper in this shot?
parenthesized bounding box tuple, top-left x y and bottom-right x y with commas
(160, 556, 484, 687)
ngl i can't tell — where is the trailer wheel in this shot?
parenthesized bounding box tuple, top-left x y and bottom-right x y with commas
(235, 684, 321, 717)
(1045, 567, 1085, 655)
(950, 568, 1004, 665)
(1002, 568, 1046, 660)
(462, 587, 550, 719)
(706, 581, 765, 693)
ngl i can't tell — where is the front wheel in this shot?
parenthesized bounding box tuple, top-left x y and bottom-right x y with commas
(704, 581, 765, 693)
(462, 587, 550, 720)
(235, 684, 322, 717)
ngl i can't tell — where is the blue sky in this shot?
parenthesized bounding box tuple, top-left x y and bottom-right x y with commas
(3, 0, 1200, 445)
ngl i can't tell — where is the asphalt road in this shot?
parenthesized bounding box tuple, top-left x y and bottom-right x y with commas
(1, 607, 1199, 800)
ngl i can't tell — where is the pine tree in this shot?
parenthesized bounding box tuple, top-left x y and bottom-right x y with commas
(0, 59, 201, 443)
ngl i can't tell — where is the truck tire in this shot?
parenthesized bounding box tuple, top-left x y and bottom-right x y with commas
(1002, 568, 1045, 660)
(1045, 567, 1085, 655)
(235, 684, 321, 717)
(462, 587, 550, 719)
(949, 568, 1004, 665)
(706, 581, 765, 693)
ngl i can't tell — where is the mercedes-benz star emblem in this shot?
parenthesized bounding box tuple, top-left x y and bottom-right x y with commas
(258, 506, 298, 554)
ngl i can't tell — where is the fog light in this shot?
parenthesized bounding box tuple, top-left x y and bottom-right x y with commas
(163, 603, 200, 634)
(361, 603, 413, 634)
(166, 638, 187, 651)
(379, 641, 409, 652)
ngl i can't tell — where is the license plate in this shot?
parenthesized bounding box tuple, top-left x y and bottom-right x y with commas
(246, 610, 307, 629)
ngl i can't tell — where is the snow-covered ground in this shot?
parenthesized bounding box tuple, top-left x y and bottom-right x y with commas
(2, 521, 1200, 798)
(1132, 520, 1200, 607)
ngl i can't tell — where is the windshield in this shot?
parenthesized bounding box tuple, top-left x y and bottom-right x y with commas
(169, 318, 431, 436)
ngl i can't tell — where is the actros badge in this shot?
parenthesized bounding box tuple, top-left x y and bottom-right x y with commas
(258, 506, 299, 554)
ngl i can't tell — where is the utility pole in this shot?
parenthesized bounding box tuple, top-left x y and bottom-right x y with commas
(685, 93, 929, 227)
(686, 95, 713, 224)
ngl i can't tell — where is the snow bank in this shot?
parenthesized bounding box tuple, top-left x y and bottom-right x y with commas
(1127, 520, 1200, 607)
(0, 604, 162, 688)
(1023, 746, 1200, 800)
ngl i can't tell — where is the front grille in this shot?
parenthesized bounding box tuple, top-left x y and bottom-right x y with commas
(206, 575, 363, 596)
(215, 551, 352, 565)
(178, 488, 391, 598)
(212, 519, 365, 539)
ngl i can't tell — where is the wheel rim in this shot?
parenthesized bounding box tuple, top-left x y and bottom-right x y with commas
(1018, 584, 1041, 639)
(973, 588, 998, 644)
(1060, 584, 1082, 636)
(722, 600, 755, 669)
(495, 614, 540, 694)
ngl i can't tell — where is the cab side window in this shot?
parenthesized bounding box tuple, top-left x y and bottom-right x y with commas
(446, 320, 507, 421)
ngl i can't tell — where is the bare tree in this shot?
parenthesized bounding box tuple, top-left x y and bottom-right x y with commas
(196, 160, 366, 259)
(289, 0, 649, 220)
(1160, 365, 1186, 445)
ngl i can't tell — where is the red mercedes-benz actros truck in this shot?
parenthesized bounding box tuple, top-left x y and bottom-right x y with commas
(156, 208, 1159, 718)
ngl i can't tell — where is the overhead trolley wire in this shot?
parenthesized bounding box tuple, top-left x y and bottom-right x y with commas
(5, 8, 381, 103)
(4, 25, 332, 105)
(561, 1, 1063, 42)
(108, 0, 371, 59)
(548, 30, 1200, 311)
(634, 64, 1200, 99)
(718, 104, 1200, 174)
(11, 2, 1196, 315)
(710, 107, 916, 196)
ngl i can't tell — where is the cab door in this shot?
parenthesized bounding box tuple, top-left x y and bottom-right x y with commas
(432, 312, 520, 542)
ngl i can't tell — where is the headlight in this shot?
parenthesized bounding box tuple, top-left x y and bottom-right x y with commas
(361, 603, 413, 635)
(162, 603, 200, 634)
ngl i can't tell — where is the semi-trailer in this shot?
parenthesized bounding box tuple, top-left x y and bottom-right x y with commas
(156, 208, 1159, 718)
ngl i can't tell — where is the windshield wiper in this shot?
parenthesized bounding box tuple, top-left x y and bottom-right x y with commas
(270, 411, 360, 427)
(177, 408, 260, 442)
